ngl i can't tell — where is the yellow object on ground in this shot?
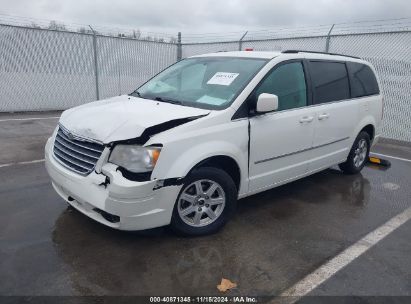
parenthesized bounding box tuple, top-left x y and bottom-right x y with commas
(368, 156, 391, 167)
(369, 157, 381, 164)
(217, 278, 237, 292)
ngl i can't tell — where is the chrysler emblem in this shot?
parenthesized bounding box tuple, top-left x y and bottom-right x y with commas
(66, 131, 74, 140)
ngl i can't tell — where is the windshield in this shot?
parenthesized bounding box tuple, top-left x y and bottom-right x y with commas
(132, 57, 268, 110)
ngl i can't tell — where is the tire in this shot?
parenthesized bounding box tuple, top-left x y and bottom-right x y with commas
(170, 167, 237, 236)
(339, 131, 370, 174)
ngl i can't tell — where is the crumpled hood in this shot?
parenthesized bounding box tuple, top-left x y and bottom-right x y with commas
(59, 95, 210, 144)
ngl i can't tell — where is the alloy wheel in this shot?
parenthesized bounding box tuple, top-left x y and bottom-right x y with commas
(177, 179, 226, 227)
(353, 138, 368, 167)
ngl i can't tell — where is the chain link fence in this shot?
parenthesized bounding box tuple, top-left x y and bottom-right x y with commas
(182, 42, 239, 58)
(96, 36, 177, 100)
(183, 32, 411, 142)
(328, 32, 411, 142)
(0, 24, 177, 112)
(0, 22, 410, 141)
(0, 25, 96, 111)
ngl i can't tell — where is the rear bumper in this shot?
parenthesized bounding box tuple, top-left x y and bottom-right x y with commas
(45, 137, 181, 231)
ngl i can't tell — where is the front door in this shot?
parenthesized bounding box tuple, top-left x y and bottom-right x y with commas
(249, 61, 315, 193)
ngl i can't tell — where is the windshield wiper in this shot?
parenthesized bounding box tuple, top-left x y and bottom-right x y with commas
(154, 96, 183, 105)
(130, 90, 142, 98)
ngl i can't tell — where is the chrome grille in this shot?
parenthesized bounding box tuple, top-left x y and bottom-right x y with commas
(53, 127, 104, 175)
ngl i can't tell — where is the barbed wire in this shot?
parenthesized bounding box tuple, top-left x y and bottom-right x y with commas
(182, 17, 411, 43)
(0, 12, 178, 43)
(1, 12, 411, 44)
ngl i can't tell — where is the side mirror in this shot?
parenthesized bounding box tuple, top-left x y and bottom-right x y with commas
(256, 93, 279, 113)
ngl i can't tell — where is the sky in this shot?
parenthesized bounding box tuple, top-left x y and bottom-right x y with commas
(0, 0, 410, 37)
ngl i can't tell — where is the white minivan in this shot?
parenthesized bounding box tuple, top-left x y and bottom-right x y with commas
(45, 50, 383, 235)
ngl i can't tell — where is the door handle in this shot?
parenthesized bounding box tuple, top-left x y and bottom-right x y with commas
(318, 113, 329, 120)
(299, 116, 314, 123)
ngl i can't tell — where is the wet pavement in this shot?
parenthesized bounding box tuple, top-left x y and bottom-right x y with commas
(0, 112, 410, 298)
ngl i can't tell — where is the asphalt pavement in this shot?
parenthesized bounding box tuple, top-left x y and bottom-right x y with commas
(0, 112, 410, 301)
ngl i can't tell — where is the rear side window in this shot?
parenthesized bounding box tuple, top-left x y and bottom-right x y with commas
(309, 61, 350, 104)
(347, 62, 379, 97)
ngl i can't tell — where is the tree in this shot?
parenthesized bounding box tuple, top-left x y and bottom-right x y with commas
(77, 27, 87, 34)
(29, 22, 42, 29)
(132, 29, 141, 39)
(48, 20, 67, 31)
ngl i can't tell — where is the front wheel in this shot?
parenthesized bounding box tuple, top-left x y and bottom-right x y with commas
(339, 131, 370, 174)
(170, 167, 237, 236)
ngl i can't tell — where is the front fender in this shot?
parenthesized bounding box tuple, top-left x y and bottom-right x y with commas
(172, 140, 246, 176)
(152, 140, 249, 195)
(149, 111, 249, 194)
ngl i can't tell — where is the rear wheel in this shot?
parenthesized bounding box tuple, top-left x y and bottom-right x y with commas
(339, 131, 370, 174)
(170, 167, 237, 236)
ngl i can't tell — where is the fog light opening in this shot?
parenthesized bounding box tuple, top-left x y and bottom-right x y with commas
(92, 208, 120, 223)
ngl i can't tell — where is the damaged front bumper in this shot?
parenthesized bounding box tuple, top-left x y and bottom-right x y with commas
(45, 137, 182, 231)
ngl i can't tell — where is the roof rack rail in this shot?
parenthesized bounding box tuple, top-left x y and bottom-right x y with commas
(281, 50, 360, 59)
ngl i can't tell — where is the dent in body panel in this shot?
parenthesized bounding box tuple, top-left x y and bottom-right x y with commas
(150, 116, 249, 196)
(112, 115, 208, 146)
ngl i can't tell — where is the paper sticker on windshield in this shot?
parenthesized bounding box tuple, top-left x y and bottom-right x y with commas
(207, 72, 239, 86)
(197, 95, 227, 105)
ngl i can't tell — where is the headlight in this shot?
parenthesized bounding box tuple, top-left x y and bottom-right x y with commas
(109, 145, 161, 173)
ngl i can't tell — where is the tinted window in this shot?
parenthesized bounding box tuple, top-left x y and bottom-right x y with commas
(310, 61, 350, 104)
(254, 62, 307, 111)
(347, 62, 379, 97)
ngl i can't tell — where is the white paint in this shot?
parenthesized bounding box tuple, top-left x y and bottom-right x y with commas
(0, 116, 60, 122)
(249, 100, 316, 192)
(45, 52, 384, 232)
(275, 206, 411, 303)
(0, 159, 45, 168)
(59, 95, 210, 143)
(193, 51, 281, 59)
(256, 93, 278, 113)
(370, 152, 411, 163)
(207, 72, 239, 86)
